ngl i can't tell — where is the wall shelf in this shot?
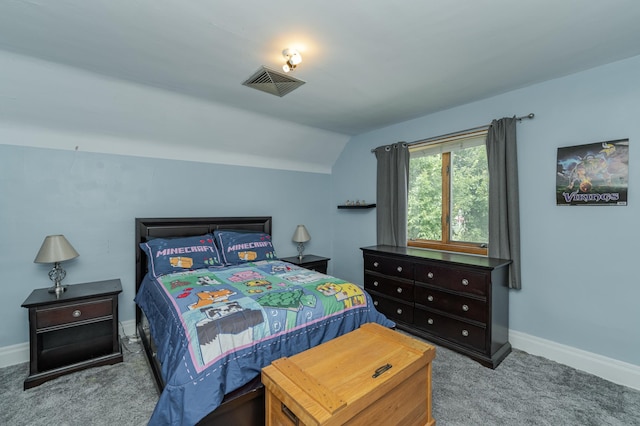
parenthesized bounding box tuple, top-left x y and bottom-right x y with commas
(337, 204, 376, 209)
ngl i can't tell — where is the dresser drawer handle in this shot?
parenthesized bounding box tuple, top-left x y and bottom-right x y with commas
(373, 281, 379, 287)
(373, 262, 379, 268)
(396, 308, 403, 315)
(462, 330, 469, 337)
(462, 304, 469, 311)
(427, 295, 434, 302)
(397, 266, 403, 272)
(396, 287, 402, 294)
(373, 301, 379, 306)
(72, 310, 82, 318)
(427, 318, 434, 325)
(427, 272, 434, 279)
(461, 278, 469, 286)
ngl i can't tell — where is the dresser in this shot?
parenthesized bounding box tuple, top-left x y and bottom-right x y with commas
(361, 245, 511, 368)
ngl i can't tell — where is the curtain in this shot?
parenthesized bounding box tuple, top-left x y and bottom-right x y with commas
(374, 142, 410, 246)
(486, 117, 522, 289)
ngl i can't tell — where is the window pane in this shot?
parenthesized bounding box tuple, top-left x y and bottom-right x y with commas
(450, 146, 488, 244)
(408, 154, 442, 241)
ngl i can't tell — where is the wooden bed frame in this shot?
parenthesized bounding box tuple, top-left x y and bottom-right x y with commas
(135, 217, 273, 426)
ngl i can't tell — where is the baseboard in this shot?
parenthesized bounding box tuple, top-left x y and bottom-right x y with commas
(0, 319, 138, 369)
(0, 342, 29, 369)
(3, 325, 639, 391)
(510, 330, 640, 391)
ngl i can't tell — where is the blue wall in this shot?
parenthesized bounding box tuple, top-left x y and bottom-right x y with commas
(331, 55, 640, 366)
(0, 146, 331, 347)
(3, 54, 639, 370)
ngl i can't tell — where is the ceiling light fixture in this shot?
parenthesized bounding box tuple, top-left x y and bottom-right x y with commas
(282, 48, 302, 73)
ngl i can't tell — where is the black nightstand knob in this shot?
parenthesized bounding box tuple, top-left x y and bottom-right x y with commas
(373, 262, 379, 268)
(72, 310, 82, 318)
(397, 266, 403, 272)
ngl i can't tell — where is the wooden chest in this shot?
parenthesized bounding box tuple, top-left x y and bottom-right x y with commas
(261, 323, 436, 426)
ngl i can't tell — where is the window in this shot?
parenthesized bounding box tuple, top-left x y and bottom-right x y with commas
(407, 129, 489, 255)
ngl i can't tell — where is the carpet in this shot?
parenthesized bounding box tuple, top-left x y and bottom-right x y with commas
(1, 338, 639, 425)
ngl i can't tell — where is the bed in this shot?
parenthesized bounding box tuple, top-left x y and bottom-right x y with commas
(134, 217, 394, 425)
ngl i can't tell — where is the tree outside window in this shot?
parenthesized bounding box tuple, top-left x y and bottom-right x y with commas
(407, 131, 488, 255)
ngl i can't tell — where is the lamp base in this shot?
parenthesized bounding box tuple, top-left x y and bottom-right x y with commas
(48, 283, 67, 296)
(47, 263, 67, 296)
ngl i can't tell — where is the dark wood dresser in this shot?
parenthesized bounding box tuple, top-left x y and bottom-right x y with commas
(361, 245, 511, 368)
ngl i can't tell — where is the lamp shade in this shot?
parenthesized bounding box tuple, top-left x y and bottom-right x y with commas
(292, 225, 311, 243)
(34, 235, 80, 264)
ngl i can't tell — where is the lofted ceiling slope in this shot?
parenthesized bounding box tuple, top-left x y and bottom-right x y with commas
(1, 0, 640, 170)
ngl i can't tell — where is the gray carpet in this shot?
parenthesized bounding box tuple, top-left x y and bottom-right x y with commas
(1, 339, 639, 425)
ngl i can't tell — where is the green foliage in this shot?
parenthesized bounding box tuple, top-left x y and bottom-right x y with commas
(451, 147, 489, 243)
(408, 146, 488, 244)
(408, 155, 442, 240)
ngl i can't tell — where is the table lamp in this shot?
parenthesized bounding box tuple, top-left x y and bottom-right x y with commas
(34, 235, 80, 295)
(292, 225, 311, 261)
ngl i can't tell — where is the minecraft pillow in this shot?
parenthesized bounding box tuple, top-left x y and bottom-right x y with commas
(214, 230, 278, 265)
(140, 234, 223, 276)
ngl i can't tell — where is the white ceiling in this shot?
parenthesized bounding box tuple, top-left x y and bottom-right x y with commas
(2, 0, 640, 138)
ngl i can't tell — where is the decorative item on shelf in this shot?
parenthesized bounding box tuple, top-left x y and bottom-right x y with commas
(34, 235, 79, 296)
(292, 225, 311, 261)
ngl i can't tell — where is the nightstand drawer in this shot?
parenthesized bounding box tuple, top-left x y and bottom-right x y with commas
(301, 261, 327, 274)
(36, 299, 113, 329)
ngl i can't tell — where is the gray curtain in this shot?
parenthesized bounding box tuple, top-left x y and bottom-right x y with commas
(486, 117, 522, 289)
(374, 142, 410, 246)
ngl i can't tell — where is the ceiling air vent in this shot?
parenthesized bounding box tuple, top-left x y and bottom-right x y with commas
(242, 66, 305, 97)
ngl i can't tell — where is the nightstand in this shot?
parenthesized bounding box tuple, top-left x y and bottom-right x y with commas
(280, 254, 330, 274)
(21, 279, 123, 389)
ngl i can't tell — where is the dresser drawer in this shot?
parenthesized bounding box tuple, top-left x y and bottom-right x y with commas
(36, 299, 113, 329)
(370, 293, 414, 324)
(415, 263, 488, 296)
(414, 308, 486, 351)
(364, 273, 413, 302)
(414, 285, 487, 324)
(364, 254, 413, 280)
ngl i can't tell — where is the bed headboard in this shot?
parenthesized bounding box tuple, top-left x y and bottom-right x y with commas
(134, 216, 272, 324)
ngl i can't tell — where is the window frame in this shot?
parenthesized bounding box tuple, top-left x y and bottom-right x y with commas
(407, 129, 489, 256)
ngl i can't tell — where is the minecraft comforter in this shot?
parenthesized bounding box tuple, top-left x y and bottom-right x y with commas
(135, 259, 394, 425)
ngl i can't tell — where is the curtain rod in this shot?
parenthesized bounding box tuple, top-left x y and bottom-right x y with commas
(370, 113, 535, 153)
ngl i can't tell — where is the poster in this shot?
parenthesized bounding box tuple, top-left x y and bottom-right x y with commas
(556, 139, 629, 206)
